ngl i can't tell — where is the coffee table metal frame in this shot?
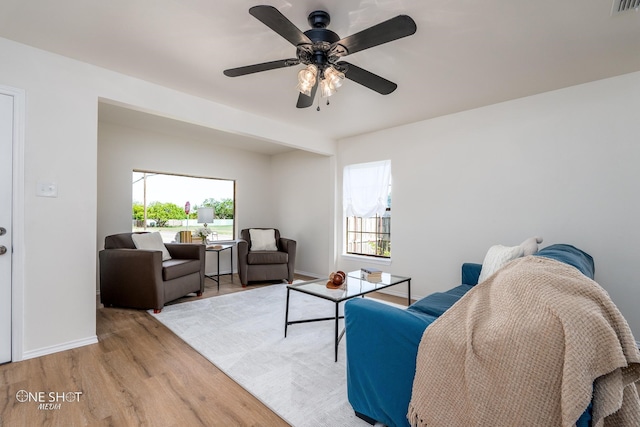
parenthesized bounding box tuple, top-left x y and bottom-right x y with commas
(285, 271, 411, 361)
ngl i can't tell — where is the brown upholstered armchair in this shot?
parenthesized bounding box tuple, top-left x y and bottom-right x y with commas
(237, 228, 297, 287)
(99, 232, 205, 313)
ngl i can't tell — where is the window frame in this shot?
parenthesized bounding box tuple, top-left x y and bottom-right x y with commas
(131, 169, 236, 243)
(345, 208, 391, 258)
(343, 160, 392, 259)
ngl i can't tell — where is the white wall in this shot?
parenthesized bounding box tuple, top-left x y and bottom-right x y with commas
(0, 36, 335, 359)
(98, 120, 282, 277)
(337, 71, 640, 338)
(98, 122, 336, 281)
(271, 150, 335, 277)
(0, 43, 100, 357)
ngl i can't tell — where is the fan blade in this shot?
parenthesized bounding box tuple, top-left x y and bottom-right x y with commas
(338, 61, 397, 95)
(223, 59, 299, 77)
(329, 15, 416, 58)
(296, 80, 318, 108)
(249, 5, 312, 47)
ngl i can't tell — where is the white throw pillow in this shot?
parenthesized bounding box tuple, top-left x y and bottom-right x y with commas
(249, 228, 278, 251)
(519, 236, 543, 256)
(477, 244, 524, 283)
(131, 232, 172, 261)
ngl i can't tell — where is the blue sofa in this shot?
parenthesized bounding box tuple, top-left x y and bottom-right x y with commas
(344, 244, 595, 427)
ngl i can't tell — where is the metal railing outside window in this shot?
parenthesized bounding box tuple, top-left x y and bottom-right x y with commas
(346, 209, 391, 258)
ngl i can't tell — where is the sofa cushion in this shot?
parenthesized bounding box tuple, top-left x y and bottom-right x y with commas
(131, 232, 172, 261)
(162, 259, 201, 281)
(534, 244, 595, 279)
(462, 263, 482, 286)
(247, 250, 288, 265)
(408, 292, 462, 318)
(445, 284, 474, 298)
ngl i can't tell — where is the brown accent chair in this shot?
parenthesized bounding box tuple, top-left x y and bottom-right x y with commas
(237, 228, 296, 287)
(99, 232, 205, 313)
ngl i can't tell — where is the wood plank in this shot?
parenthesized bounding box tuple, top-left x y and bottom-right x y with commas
(0, 273, 408, 426)
(0, 275, 294, 426)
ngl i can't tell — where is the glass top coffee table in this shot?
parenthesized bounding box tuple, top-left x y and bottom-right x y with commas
(285, 271, 411, 361)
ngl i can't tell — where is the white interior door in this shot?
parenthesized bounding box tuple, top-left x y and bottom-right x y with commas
(0, 93, 13, 364)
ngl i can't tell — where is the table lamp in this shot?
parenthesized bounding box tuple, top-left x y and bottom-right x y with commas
(197, 207, 215, 241)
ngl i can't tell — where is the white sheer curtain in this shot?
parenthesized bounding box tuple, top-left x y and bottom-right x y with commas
(343, 160, 391, 218)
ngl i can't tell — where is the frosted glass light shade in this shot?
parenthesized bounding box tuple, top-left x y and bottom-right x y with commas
(320, 79, 336, 98)
(197, 207, 214, 224)
(324, 66, 344, 89)
(297, 65, 317, 95)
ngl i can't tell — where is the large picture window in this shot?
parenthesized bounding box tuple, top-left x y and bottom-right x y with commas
(343, 160, 391, 258)
(132, 170, 235, 243)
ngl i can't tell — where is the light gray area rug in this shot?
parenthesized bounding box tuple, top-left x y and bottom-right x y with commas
(151, 284, 374, 427)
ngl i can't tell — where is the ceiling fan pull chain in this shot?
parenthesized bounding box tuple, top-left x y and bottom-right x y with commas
(317, 94, 321, 111)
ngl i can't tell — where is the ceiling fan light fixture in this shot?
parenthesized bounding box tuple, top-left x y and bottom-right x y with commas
(319, 66, 344, 98)
(224, 6, 417, 108)
(324, 66, 344, 89)
(297, 81, 315, 97)
(320, 78, 337, 98)
(297, 64, 317, 96)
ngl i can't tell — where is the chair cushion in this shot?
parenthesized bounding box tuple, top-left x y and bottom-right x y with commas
(162, 259, 201, 281)
(132, 232, 172, 261)
(249, 228, 278, 251)
(247, 251, 288, 265)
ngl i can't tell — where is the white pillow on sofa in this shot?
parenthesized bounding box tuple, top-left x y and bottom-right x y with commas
(249, 228, 278, 251)
(519, 236, 543, 256)
(131, 232, 172, 261)
(478, 244, 524, 283)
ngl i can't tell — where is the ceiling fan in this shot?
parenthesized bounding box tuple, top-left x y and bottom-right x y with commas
(223, 5, 417, 109)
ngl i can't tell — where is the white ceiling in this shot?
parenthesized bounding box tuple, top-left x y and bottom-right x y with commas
(2, 0, 640, 141)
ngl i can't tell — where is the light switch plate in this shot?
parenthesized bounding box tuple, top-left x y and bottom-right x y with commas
(36, 180, 58, 198)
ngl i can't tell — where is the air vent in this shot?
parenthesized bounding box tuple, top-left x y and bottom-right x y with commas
(611, 0, 640, 15)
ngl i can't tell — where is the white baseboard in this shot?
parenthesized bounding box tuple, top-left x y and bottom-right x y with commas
(376, 287, 425, 303)
(294, 270, 321, 279)
(21, 335, 98, 361)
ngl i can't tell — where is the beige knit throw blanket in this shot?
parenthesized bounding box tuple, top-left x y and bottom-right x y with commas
(407, 256, 640, 427)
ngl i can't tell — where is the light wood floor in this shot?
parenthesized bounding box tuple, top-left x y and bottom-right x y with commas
(0, 274, 408, 427)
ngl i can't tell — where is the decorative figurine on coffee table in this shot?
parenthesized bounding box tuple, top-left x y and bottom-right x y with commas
(326, 271, 346, 289)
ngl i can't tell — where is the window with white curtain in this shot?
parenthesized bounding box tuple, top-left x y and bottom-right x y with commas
(343, 160, 391, 258)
